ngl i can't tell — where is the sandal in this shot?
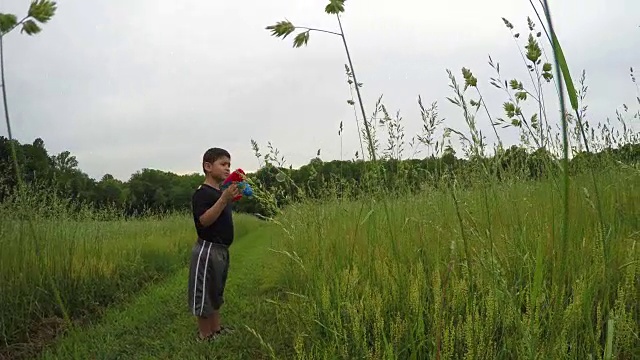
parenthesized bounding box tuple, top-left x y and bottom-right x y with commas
(196, 325, 234, 341)
(218, 325, 234, 334)
(197, 331, 221, 342)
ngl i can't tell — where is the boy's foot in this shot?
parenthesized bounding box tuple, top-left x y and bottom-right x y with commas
(216, 325, 234, 335)
(197, 334, 211, 342)
(196, 326, 234, 342)
(197, 331, 220, 342)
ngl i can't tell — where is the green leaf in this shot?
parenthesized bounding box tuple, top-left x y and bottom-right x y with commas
(21, 19, 41, 35)
(0, 13, 18, 34)
(28, 0, 57, 23)
(531, 113, 539, 125)
(325, 0, 346, 14)
(525, 34, 542, 63)
(265, 20, 296, 39)
(503, 102, 517, 118)
(515, 105, 522, 115)
(461, 67, 477, 88)
(293, 31, 310, 48)
(509, 79, 523, 90)
(550, 31, 578, 111)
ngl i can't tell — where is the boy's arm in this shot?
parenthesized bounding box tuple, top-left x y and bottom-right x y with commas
(197, 196, 229, 228)
(192, 184, 237, 228)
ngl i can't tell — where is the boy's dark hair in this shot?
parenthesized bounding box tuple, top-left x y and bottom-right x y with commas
(202, 147, 231, 174)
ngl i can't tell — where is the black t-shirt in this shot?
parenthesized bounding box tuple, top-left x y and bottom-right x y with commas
(191, 184, 234, 246)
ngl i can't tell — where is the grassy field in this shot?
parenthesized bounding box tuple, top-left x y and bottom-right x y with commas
(1, 167, 635, 359)
(2, 2, 639, 359)
(0, 192, 259, 359)
(271, 169, 640, 359)
(37, 217, 287, 360)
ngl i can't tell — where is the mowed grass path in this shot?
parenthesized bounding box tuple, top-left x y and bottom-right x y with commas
(39, 219, 291, 360)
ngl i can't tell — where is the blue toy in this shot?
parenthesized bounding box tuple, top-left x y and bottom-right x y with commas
(220, 168, 253, 201)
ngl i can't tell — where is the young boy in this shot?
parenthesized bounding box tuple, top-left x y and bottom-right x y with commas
(188, 147, 240, 341)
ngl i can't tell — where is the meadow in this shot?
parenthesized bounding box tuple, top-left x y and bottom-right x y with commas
(1, 1, 640, 359)
(5, 160, 638, 359)
(0, 190, 257, 358)
(268, 169, 639, 359)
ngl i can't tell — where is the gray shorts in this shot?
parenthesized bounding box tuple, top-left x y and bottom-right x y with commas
(188, 238, 229, 318)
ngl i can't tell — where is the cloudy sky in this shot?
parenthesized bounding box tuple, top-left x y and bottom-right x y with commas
(2, 0, 638, 181)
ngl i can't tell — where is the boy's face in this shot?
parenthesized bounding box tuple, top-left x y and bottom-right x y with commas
(204, 156, 231, 181)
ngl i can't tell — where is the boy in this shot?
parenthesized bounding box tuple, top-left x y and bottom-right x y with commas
(188, 147, 240, 341)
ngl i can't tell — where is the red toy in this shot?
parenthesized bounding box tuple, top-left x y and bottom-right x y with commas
(221, 168, 253, 202)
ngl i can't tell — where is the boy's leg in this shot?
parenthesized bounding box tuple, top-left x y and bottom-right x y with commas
(188, 239, 217, 338)
(208, 310, 220, 334)
(208, 244, 230, 333)
(197, 316, 212, 338)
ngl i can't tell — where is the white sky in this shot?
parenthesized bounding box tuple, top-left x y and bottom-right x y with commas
(2, 0, 639, 180)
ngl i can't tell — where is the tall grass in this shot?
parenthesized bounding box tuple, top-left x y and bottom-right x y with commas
(0, 1, 638, 359)
(266, 168, 638, 359)
(0, 183, 258, 358)
(253, 3, 640, 359)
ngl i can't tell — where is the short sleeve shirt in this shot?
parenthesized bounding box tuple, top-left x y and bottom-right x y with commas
(192, 184, 234, 246)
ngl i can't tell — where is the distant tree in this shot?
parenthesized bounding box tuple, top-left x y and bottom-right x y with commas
(0, 0, 57, 189)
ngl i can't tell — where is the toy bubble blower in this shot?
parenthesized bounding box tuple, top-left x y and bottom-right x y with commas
(220, 168, 254, 202)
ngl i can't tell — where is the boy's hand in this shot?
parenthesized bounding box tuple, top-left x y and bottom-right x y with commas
(222, 182, 240, 203)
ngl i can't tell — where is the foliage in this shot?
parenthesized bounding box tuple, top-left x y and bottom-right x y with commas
(252, 1, 640, 358)
(0, 0, 57, 36)
(1, 0, 57, 200)
(269, 169, 639, 359)
(0, 185, 262, 357)
(2, 136, 638, 221)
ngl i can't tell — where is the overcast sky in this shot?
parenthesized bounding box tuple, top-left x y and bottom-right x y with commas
(2, 0, 638, 181)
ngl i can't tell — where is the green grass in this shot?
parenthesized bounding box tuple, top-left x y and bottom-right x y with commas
(268, 168, 640, 359)
(0, 189, 260, 358)
(37, 217, 287, 360)
(2, 3, 639, 359)
(17, 167, 638, 360)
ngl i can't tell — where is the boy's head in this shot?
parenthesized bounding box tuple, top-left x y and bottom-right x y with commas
(202, 147, 231, 182)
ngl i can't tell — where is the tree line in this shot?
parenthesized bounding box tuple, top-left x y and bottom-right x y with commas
(1, 136, 638, 219)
